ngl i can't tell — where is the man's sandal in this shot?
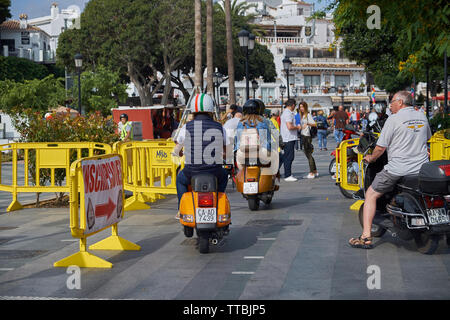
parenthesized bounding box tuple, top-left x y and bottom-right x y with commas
(349, 235, 373, 249)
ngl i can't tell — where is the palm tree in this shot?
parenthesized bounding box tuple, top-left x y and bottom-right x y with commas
(224, 0, 236, 105)
(206, 0, 214, 95)
(194, 0, 202, 93)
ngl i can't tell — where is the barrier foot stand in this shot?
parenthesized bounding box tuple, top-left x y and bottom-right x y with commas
(350, 200, 364, 211)
(7, 197, 23, 212)
(141, 192, 158, 203)
(90, 225, 141, 251)
(124, 193, 150, 211)
(54, 237, 112, 269)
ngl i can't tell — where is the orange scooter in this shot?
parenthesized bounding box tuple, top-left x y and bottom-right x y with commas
(236, 159, 279, 211)
(179, 173, 231, 253)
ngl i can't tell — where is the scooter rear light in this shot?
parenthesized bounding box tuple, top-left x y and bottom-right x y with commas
(438, 164, 450, 176)
(198, 193, 214, 207)
(424, 196, 445, 208)
(247, 178, 256, 182)
(218, 214, 230, 222)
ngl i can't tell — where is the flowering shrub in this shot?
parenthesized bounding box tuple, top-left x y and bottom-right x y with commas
(13, 109, 119, 145)
(11, 109, 120, 205)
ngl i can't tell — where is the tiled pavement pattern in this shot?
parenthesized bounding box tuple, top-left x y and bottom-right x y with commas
(0, 139, 449, 300)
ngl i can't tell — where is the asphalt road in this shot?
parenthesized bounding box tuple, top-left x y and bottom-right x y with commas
(0, 139, 449, 300)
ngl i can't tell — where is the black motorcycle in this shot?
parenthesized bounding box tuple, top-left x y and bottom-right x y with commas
(356, 123, 450, 255)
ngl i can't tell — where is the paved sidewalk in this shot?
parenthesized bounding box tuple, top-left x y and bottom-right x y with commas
(0, 139, 449, 300)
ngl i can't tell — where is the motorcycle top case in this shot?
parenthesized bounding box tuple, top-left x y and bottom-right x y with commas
(418, 160, 450, 195)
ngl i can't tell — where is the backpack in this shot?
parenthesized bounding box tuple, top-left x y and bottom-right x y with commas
(239, 121, 260, 156)
(316, 117, 326, 129)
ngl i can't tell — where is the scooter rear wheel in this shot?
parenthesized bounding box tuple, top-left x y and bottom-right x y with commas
(198, 233, 210, 254)
(358, 203, 386, 238)
(329, 158, 336, 176)
(248, 196, 260, 211)
(413, 232, 440, 255)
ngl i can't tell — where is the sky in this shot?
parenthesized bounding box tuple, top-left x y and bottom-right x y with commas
(10, 0, 89, 20)
(9, 0, 329, 20)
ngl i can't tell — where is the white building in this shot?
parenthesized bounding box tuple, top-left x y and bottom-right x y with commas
(0, 14, 54, 63)
(220, 0, 379, 113)
(27, 3, 81, 55)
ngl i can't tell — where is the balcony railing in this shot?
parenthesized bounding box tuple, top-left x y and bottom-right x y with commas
(291, 57, 352, 64)
(256, 37, 305, 45)
(2, 48, 55, 63)
(293, 86, 368, 95)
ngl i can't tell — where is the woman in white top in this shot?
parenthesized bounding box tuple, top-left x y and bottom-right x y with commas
(299, 102, 318, 179)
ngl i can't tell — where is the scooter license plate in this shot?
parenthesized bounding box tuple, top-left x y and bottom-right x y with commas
(427, 208, 450, 225)
(196, 208, 217, 223)
(243, 182, 258, 194)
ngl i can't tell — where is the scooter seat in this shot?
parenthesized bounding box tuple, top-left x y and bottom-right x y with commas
(398, 175, 419, 190)
(191, 174, 218, 192)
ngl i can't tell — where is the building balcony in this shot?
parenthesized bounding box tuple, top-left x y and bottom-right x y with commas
(2, 47, 56, 64)
(256, 36, 305, 45)
(294, 86, 368, 96)
(292, 57, 352, 64)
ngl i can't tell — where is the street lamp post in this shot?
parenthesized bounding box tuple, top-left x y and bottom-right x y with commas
(251, 79, 259, 99)
(282, 57, 292, 100)
(238, 29, 255, 102)
(280, 84, 286, 107)
(74, 53, 83, 114)
(213, 71, 223, 105)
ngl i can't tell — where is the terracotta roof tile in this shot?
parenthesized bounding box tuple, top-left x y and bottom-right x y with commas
(0, 20, 50, 37)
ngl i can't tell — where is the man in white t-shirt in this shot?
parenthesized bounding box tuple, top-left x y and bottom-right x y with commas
(349, 91, 431, 249)
(223, 111, 242, 146)
(280, 99, 302, 181)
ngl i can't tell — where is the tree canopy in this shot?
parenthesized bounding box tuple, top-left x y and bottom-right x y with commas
(56, 0, 276, 106)
(315, 0, 449, 93)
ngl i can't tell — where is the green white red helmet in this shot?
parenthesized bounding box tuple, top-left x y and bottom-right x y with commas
(189, 93, 215, 113)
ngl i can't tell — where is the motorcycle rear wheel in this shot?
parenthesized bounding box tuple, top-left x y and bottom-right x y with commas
(339, 185, 355, 199)
(358, 204, 386, 238)
(413, 232, 440, 255)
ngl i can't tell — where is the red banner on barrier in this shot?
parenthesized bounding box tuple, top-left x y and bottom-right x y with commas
(82, 155, 124, 235)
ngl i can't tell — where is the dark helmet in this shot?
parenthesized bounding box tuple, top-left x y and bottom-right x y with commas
(120, 113, 128, 121)
(243, 99, 265, 116)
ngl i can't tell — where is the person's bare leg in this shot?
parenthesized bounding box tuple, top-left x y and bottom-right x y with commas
(362, 186, 383, 238)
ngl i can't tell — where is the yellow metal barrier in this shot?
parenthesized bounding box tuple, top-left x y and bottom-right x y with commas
(336, 138, 361, 192)
(429, 129, 450, 161)
(0, 142, 112, 212)
(54, 153, 140, 269)
(113, 139, 184, 211)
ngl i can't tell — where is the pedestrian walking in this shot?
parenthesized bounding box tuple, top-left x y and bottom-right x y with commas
(298, 102, 318, 179)
(279, 99, 301, 181)
(315, 110, 328, 151)
(331, 105, 349, 147)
